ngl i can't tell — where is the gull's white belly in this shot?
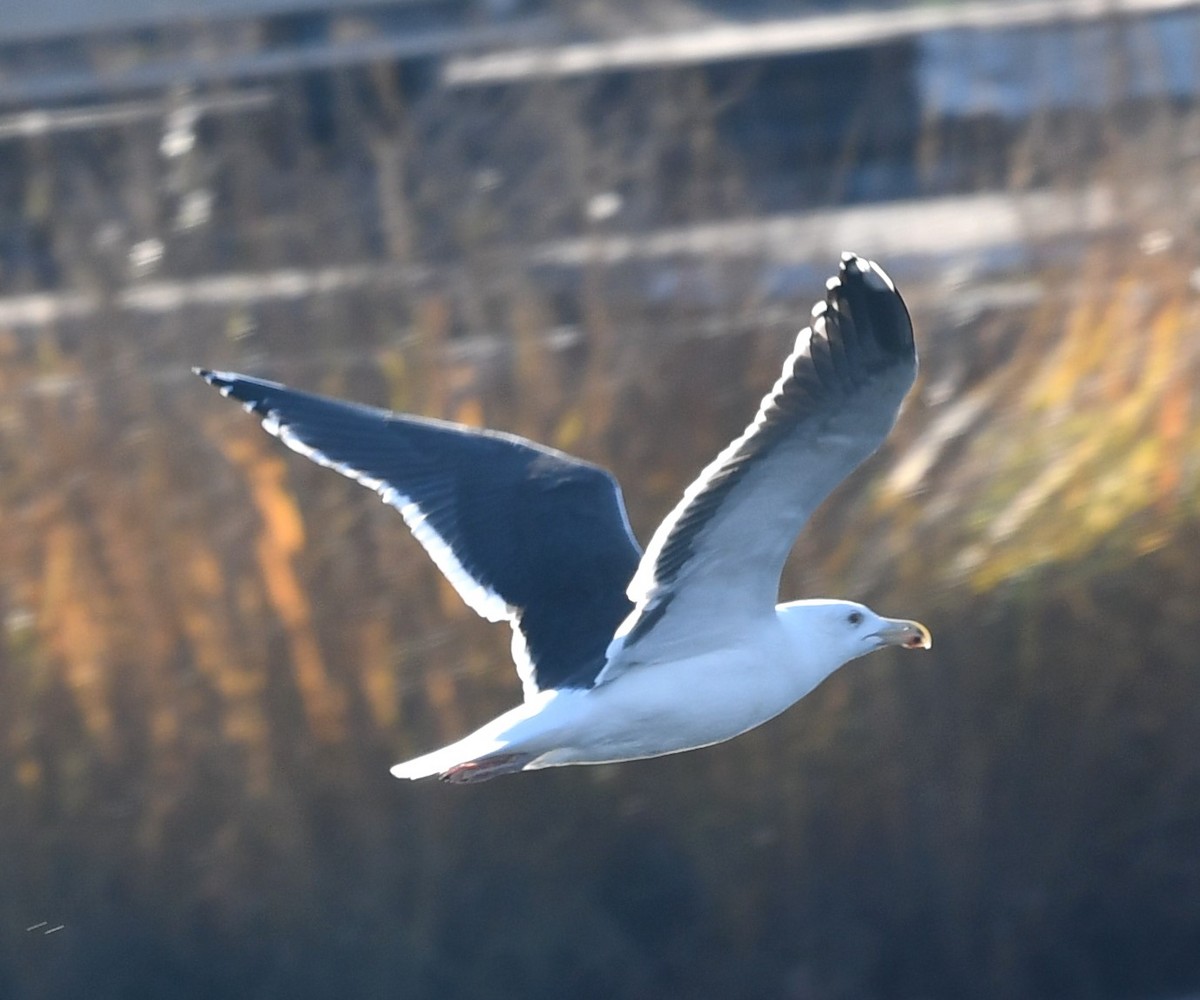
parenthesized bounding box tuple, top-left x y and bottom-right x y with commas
(529, 640, 814, 767)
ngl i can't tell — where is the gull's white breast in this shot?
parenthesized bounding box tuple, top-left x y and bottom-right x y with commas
(529, 615, 818, 767)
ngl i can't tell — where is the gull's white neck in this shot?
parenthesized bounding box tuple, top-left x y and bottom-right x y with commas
(774, 600, 863, 691)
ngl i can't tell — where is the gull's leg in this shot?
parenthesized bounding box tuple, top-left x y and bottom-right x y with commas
(439, 752, 537, 784)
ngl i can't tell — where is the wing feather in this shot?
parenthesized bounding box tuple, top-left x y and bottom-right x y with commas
(197, 370, 642, 694)
(608, 254, 916, 671)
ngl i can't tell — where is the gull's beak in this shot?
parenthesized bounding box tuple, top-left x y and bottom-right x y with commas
(872, 617, 932, 650)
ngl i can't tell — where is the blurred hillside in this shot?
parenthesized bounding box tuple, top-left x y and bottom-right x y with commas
(2, 3, 1200, 999)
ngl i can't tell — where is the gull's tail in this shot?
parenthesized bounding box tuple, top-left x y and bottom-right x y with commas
(389, 735, 506, 781)
(390, 691, 572, 783)
(391, 743, 536, 784)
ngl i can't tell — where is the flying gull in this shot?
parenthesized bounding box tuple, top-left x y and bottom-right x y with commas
(195, 253, 929, 783)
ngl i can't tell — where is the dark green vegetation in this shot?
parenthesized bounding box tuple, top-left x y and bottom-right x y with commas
(2, 17, 1200, 999)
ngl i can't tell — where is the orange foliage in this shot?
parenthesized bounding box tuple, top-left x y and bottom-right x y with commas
(219, 434, 346, 743)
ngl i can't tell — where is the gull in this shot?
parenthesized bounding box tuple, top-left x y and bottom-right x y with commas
(196, 253, 929, 783)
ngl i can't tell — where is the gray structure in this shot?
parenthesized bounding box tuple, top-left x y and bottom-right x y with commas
(1, 0, 1198, 305)
(4, 0, 454, 43)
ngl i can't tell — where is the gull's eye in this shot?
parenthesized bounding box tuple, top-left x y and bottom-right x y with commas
(847, 611, 864, 626)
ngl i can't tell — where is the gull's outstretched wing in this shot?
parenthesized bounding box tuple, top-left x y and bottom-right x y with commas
(196, 370, 641, 696)
(608, 253, 917, 671)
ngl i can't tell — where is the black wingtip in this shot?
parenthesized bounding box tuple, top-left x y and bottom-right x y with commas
(830, 252, 913, 358)
(194, 367, 223, 386)
(194, 367, 243, 403)
(838, 252, 897, 293)
(193, 367, 268, 410)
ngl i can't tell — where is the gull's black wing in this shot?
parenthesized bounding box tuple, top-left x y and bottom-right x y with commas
(196, 370, 642, 695)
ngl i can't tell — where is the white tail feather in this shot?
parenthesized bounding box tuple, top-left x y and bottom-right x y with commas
(390, 734, 507, 780)
(390, 689, 581, 780)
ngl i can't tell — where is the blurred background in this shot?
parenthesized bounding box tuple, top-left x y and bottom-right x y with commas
(2, 1, 1200, 997)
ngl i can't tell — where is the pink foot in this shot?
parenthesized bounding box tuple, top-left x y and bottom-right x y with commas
(439, 752, 536, 784)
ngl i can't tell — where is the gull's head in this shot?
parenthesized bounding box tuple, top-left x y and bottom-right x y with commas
(778, 599, 931, 672)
